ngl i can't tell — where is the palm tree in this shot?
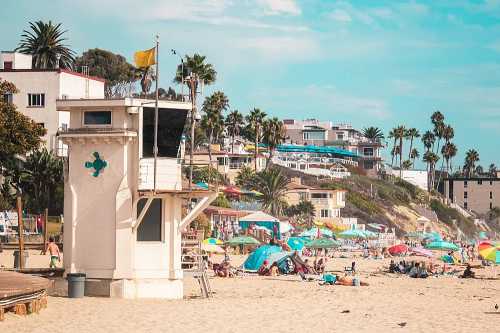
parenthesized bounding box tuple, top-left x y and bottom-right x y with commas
(421, 130, 435, 153)
(225, 110, 244, 154)
(488, 163, 497, 178)
(388, 129, 397, 167)
(391, 146, 400, 168)
(394, 125, 406, 177)
(423, 151, 439, 191)
(406, 128, 420, 160)
(174, 53, 216, 99)
(410, 148, 420, 168)
(263, 117, 286, 165)
(475, 165, 484, 176)
(402, 160, 413, 170)
(200, 92, 228, 165)
(442, 124, 454, 144)
(286, 200, 316, 228)
(16, 21, 75, 69)
(249, 167, 290, 216)
(246, 108, 267, 171)
(362, 127, 384, 142)
(431, 111, 444, 127)
(441, 142, 457, 175)
(431, 111, 445, 155)
(21, 148, 63, 213)
(464, 149, 480, 177)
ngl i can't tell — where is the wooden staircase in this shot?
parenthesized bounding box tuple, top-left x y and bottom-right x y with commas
(181, 231, 212, 298)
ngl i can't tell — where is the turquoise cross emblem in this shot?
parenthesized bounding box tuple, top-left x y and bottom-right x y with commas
(85, 152, 107, 177)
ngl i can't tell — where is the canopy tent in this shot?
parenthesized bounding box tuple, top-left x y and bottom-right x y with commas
(425, 241, 459, 252)
(243, 245, 282, 271)
(239, 211, 284, 239)
(276, 144, 359, 158)
(305, 238, 341, 249)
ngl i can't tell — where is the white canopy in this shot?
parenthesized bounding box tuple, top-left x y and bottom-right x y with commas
(239, 211, 280, 223)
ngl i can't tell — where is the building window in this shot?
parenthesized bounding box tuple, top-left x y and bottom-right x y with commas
(464, 191, 468, 199)
(490, 192, 493, 199)
(337, 132, 344, 140)
(464, 181, 468, 188)
(320, 209, 330, 218)
(363, 147, 374, 156)
(490, 202, 493, 209)
(61, 123, 68, 131)
(478, 180, 482, 185)
(311, 193, 328, 199)
(3, 61, 13, 70)
(83, 111, 112, 126)
(136, 198, 162, 241)
(303, 131, 325, 141)
(37, 123, 45, 129)
(464, 202, 468, 209)
(299, 192, 308, 201)
(2, 93, 13, 103)
(28, 93, 45, 107)
(217, 157, 226, 166)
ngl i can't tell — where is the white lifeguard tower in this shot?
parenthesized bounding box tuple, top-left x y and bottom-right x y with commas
(57, 98, 216, 299)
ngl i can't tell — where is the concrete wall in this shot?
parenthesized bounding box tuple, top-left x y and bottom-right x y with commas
(388, 169, 428, 190)
(445, 179, 500, 215)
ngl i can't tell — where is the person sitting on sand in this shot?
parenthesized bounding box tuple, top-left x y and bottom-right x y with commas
(314, 257, 327, 274)
(418, 262, 429, 278)
(269, 263, 279, 276)
(303, 259, 317, 274)
(389, 260, 397, 273)
(409, 262, 420, 278)
(258, 260, 270, 276)
(336, 275, 369, 286)
(460, 264, 476, 279)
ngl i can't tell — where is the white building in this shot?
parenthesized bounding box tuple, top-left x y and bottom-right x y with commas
(0, 51, 105, 155)
(57, 98, 216, 299)
(386, 167, 428, 191)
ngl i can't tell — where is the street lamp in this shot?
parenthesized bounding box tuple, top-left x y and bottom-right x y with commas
(171, 49, 184, 99)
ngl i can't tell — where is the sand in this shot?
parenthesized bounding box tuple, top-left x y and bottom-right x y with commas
(1, 252, 499, 332)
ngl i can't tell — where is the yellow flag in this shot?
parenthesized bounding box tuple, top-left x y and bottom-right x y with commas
(134, 47, 156, 68)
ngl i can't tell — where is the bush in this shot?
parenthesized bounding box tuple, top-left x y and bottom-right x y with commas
(430, 199, 477, 236)
(212, 193, 231, 208)
(347, 192, 382, 215)
(394, 179, 422, 200)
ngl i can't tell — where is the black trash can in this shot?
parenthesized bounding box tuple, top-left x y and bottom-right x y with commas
(67, 273, 86, 298)
(13, 250, 29, 269)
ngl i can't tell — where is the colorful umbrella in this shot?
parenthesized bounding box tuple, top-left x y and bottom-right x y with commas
(226, 236, 260, 246)
(338, 229, 367, 239)
(201, 243, 225, 253)
(287, 237, 305, 251)
(388, 244, 408, 255)
(224, 186, 243, 195)
(478, 243, 500, 264)
(363, 230, 378, 239)
(305, 238, 341, 249)
(410, 247, 433, 257)
(203, 238, 223, 245)
(425, 241, 459, 252)
(195, 182, 209, 190)
(299, 227, 334, 238)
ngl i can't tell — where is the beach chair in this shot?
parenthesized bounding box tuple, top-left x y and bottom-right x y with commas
(344, 262, 356, 275)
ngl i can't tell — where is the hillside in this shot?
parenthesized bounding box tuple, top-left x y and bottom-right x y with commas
(277, 166, 488, 238)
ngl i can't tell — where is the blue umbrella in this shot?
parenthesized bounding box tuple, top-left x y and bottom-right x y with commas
(287, 237, 305, 251)
(338, 229, 367, 239)
(425, 241, 459, 251)
(299, 227, 334, 238)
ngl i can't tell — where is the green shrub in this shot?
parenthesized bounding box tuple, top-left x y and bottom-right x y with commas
(212, 193, 231, 208)
(347, 192, 382, 215)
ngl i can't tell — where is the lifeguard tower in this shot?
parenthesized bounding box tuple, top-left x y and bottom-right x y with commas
(57, 98, 216, 299)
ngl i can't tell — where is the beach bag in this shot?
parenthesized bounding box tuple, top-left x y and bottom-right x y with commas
(323, 274, 336, 285)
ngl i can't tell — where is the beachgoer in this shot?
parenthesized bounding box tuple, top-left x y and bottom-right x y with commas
(389, 260, 397, 273)
(45, 236, 60, 268)
(336, 275, 369, 286)
(460, 264, 475, 279)
(258, 260, 270, 276)
(409, 262, 420, 278)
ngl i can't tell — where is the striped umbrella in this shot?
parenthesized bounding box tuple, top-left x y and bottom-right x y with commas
(478, 242, 500, 264)
(203, 238, 223, 245)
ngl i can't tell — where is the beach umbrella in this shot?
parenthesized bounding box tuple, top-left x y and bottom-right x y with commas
(299, 227, 334, 238)
(410, 247, 433, 257)
(226, 236, 260, 246)
(425, 241, 459, 252)
(406, 231, 425, 239)
(423, 232, 442, 242)
(224, 186, 243, 195)
(203, 238, 223, 245)
(306, 238, 341, 249)
(338, 229, 367, 239)
(195, 182, 209, 190)
(287, 237, 305, 251)
(363, 230, 378, 239)
(201, 243, 225, 253)
(440, 254, 455, 264)
(478, 243, 500, 264)
(388, 244, 408, 255)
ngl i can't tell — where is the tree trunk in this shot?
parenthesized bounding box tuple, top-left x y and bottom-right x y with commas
(254, 127, 259, 171)
(408, 137, 413, 160)
(399, 139, 403, 178)
(231, 132, 235, 154)
(208, 130, 213, 169)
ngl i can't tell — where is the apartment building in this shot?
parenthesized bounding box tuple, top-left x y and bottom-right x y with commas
(283, 118, 384, 176)
(0, 51, 105, 155)
(443, 174, 500, 215)
(286, 178, 346, 221)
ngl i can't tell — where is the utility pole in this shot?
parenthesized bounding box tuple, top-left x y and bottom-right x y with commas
(16, 192, 25, 269)
(188, 73, 198, 190)
(43, 208, 49, 253)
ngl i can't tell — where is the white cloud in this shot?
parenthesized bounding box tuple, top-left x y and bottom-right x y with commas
(235, 36, 321, 61)
(256, 0, 301, 16)
(329, 9, 352, 23)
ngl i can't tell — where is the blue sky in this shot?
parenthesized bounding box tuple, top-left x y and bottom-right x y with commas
(1, 0, 500, 169)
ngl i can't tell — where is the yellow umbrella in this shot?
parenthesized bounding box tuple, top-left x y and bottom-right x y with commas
(201, 243, 225, 253)
(203, 238, 223, 245)
(479, 243, 500, 264)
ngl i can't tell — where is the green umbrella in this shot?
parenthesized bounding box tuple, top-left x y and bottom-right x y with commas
(363, 230, 378, 239)
(226, 236, 261, 246)
(306, 238, 341, 249)
(425, 241, 459, 252)
(338, 229, 367, 239)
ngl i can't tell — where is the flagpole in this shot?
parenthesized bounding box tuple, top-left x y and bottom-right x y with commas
(153, 35, 159, 193)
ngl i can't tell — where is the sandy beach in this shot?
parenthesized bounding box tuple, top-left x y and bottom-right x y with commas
(1, 252, 499, 333)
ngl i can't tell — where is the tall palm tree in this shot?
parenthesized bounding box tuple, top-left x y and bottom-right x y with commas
(464, 149, 480, 177)
(410, 148, 420, 168)
(431, 111, 445, 155)
(246, 108, 267, 171)
(421, 130, 435, 153)
(423, 151, 439, 191)
(442, 124, 454, 144)
(489, 163, 497, 178)
(388, 129, 397, 167)
(431, 111, 444, 127)
(200, 91, 228, 166)
(362, 127, 384, 142)
(394, 125, 406, 177)
(249, 167, 290, 216)
(16, 21, 75, 69)
(174, 53, 216, 99)
(263, 117, 286, 165)
(406, 128, 420, 160)
(391, 146, 400, 168)
(225, 110, 244, 154)
(441, 142, 457, 175)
